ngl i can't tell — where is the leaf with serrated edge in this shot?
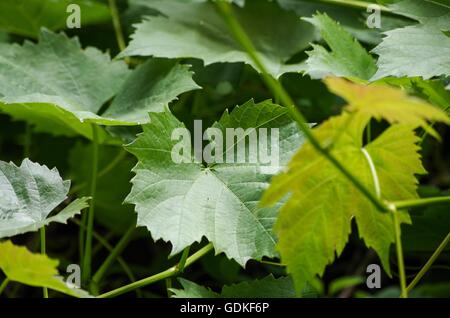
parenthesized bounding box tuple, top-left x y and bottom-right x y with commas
(0, 30, 199, 141)
(303, 13, 377, 80)
(372, 0, 450, 80)
(0, 240, 91, 297)
(263, 113, 424, 292)
(325, 77, 450, 138)
(0, 158, 88, 239)
(121, 0, 314, 78)
(126, 100, 308, 265)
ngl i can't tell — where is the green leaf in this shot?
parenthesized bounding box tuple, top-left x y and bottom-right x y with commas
(372, 0, 450, 80)
(0, 240, 90, 297)
(263, 112, 424, 292)
(302, 13, 377, 80)
(324, 77, 450, 136)
(0, 158, 89, 239)
(126, 100, 308, 265)
(0, 30, 199, 141)
(0, 29, 129, 141)
(171, 275, 296, 298)
(0, 0, 110, 38)
(103, 58, 201, 124)
(121, 0, 315, 78)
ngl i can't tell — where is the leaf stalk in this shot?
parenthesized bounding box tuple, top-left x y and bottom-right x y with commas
(98, 243, 214, 298)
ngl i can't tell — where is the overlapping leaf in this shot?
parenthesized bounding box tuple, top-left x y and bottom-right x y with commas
(302, 13, 377, 80)
(262, 79, 450, 292)
(0, 158, 89, 238)
(0, 0, 110, 38)
(325, 77, 450, 133)
(121, 0, 315, 78)
(372, 0, 450, 79)
(0, 30, 199, 141)
(104, 58, 200, 124)
(0, 240, 90, 297)
(171, 275, 296, 298)
(126, 100, 308, 265)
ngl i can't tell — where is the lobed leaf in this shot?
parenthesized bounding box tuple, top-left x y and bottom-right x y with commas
(0, 158, 89, 239)
(0, 30, 199, 141)
(126, 100, 308, 265)
(0, 240, 91, 297)
(121, 0, 315, 78)
(372, 0, 450, 80)
(303, 13, 377, 80)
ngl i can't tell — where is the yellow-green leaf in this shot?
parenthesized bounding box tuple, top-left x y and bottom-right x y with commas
(0, 240, 90, 297)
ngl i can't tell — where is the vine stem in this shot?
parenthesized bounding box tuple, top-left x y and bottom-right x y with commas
(407, 232, 450, 293)
(40, 227, 49, 298)
(0, 278, 10, 296)
(175, 246, 191, 273)
(215, 1, 388, 213)
(90, 225, 136, 295)
(71, 219, 141, 297)
(70, 150, 127, 195)
(108, 0, 127, 52)
(392, 196, 450, 210)
(392, 209, 408, 298)
(23, 124, 48, 297)
(98, 243, 214, 298)
(82, 125, 100, 286)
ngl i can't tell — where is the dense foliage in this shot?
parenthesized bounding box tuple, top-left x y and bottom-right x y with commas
(0, 0, 449, 299)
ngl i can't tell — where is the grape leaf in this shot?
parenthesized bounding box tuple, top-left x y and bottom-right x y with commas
(0, 30, 199, 141)
(103, 58, 201, 124)
(263, 113, 422, 292)
(324, 77, 450, 137)
(121, 0, 315, 78)
(126, 100, 308, 265)
(372, 0, 450, 80)
(0, 240, 90, 297)
(0, 158, 89, 239)
(0, 0, 110, 38)
(302, 13, 377, 80)
(171, 275, 296, 298)
(262, 80, 450, 292)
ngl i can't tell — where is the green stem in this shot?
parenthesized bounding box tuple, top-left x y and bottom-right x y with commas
(392, 196, 450, 210)
(215, 1, 388, 213)
(407, 232, 450, 293)
(108, 0, 126, 51)
(98, 243, 214, 298)
(0, 278, 10, 296)
(392, 210, 408, 298)
(40, 227, 49, 298)
(91, 225, 135, 294)
(82, 125, 100, 286)
(175, 247, 191, 273)
(259, 260, 286, 267)
(79, 212, 86, 265)
(71, 219, 141, 297)
(70, 150, 127, 195)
